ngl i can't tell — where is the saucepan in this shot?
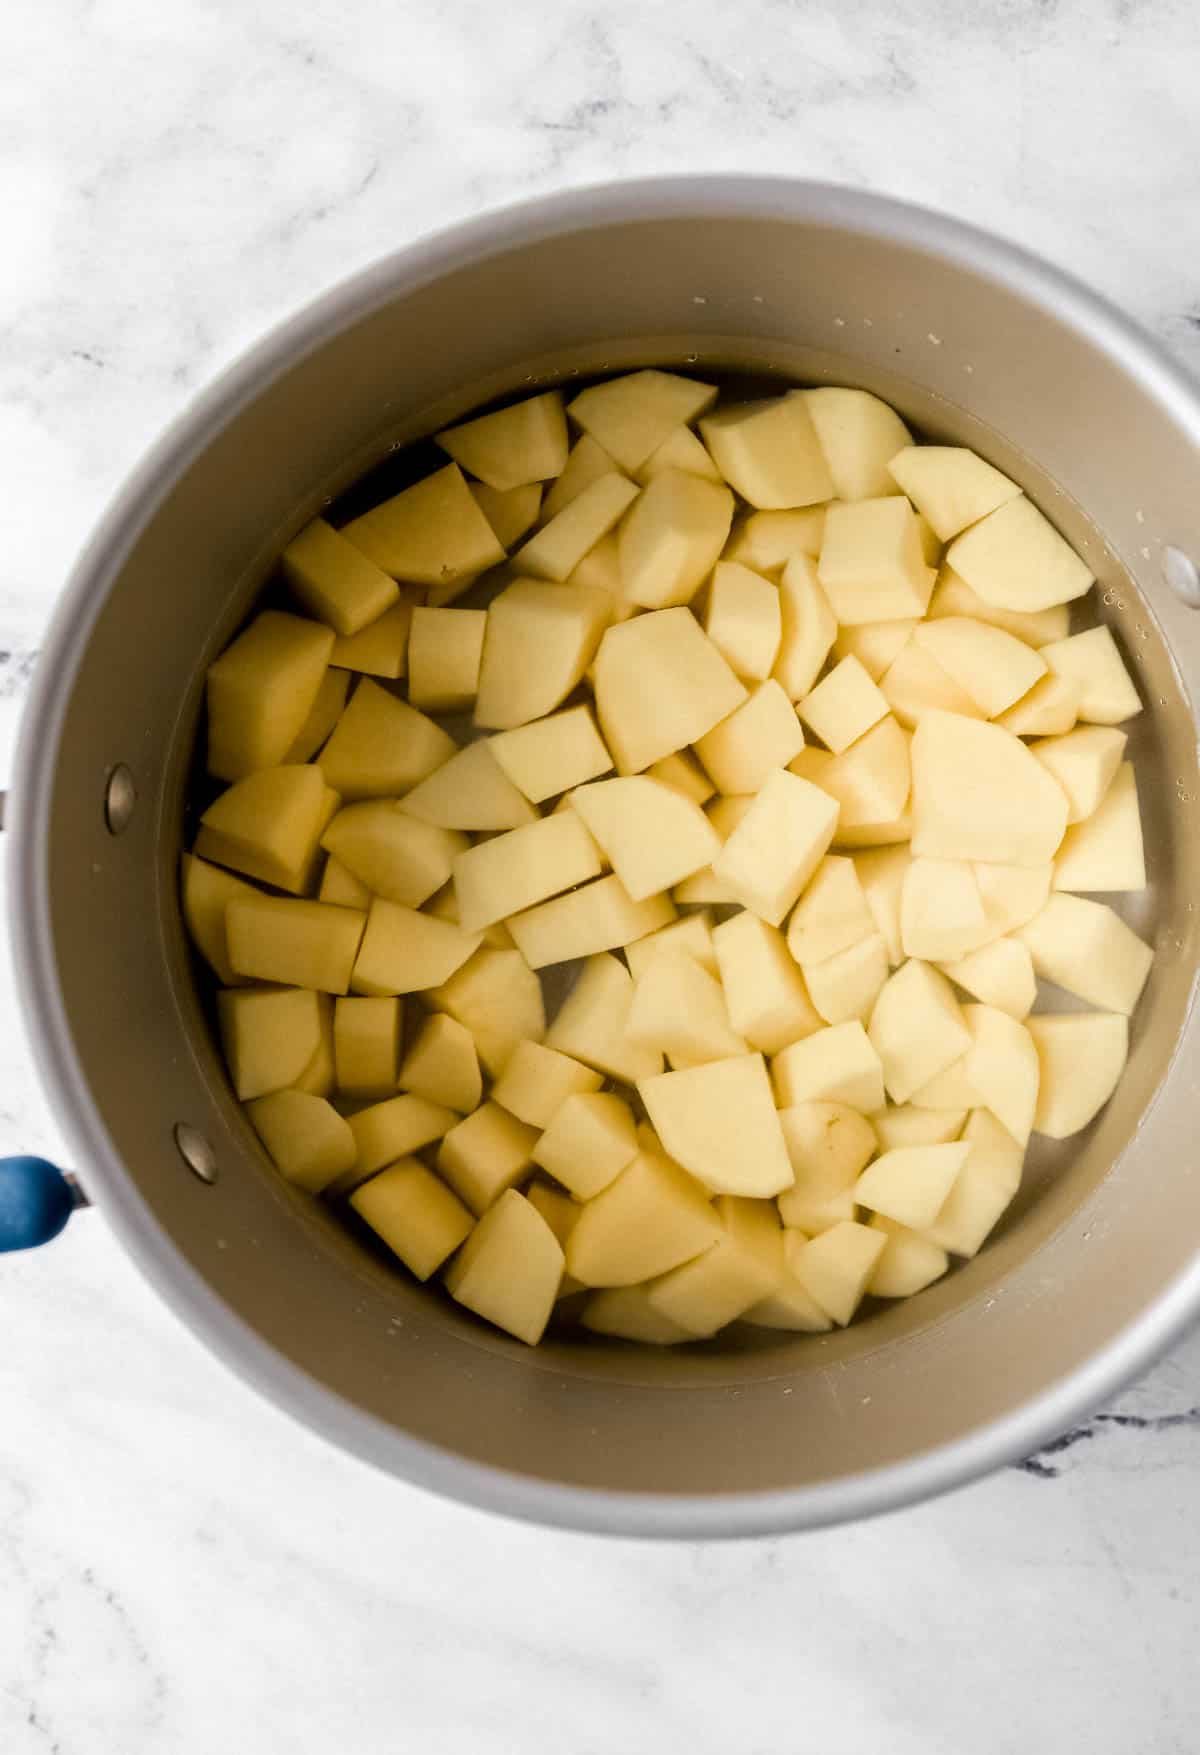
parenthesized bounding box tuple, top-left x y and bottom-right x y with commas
(4, 177, 1199, 1537)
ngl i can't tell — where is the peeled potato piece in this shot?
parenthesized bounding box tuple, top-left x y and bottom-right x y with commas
(926, 569, 1069, 646)
(912, 616, 1046, 718)
(1028, 1013, 1129, 1138)
(618, 468, 734, 609)
(1029, 726, 1126, 825)
(799, 655, 889, 754)
(786, 1221, 886, 1326)
(182, 854, 262, 987)
(868, 958, 971, 1104)
(635, 423, 724, 485)
(1038, 626, 1142, 725)
(341, 462, 505, 584)
(886, 446, 1021, 542)
(704, 561, 783, 681)
(996, 672, 1080, 738)
(946, 496, 1093, 613)
(206, 610, 334, 782)
(712, 911, 821, 1055)
(855, 1142, 969, 1230)
(802, 933, 889, 1026)
(406, 607, 487, 712)
(437, 1102, 539, 1216)
(351, 898, 480, 996)
(899, 858, 990, 962)
(801, 387, 911, 502)
(772, 555, 839, 701)
(532, 1092, 639, 1200)
(492, 1039, 602, 1131)
(867, 1216, 950, 1297)
(349, 1093, 458, 1176)
(435, 389, 568, 490)
(700, 394, 833, 510)
(961, 1003, 1039, 1147)
(1053, 762, 1145, 892)
(568, 369, 718, 472)
(626, 910, 719, 981)
(818, 497, 933, 624)
(544, 953, 661, 1085)
(475, 579, 612, 731)
(218, 987, 322, 1101)
(582, 1284, 694, 1345)
(832, 618, 916, 683)
(694, 680, 806, 796)
(1017, 893, 1153, 1014)
(322, 803, 466, 908)
(939, 936, 1036, 1020)
(924, 1110, 1023, 1255)
(646, 1233, 779, 1338)
(627, 950, 747, 1067)
(318, 679, 456, 800)
(777, 1101, 876, 1232)
(507, 875, 675, 970)
(593, 608, 747, 775)
(196, 765, 337, 893)
(469, 480, 542, 548)
(515, 473, 639, 582)
(281, 518, 399, 637)
(400, 740, 537, 832)
(725, 505, 826, 572)
(226, 897, 365, 994)
(713, 769, 839, 927)
(792, 716, 911, 845)
(771, 1021, 886, 1113)
(452, 812, 602, 933)
(399, 1013, 482, 1114)
(490, 704, 613, 803)
(329, 595, 419, 677)
(854, 844, 911, 965)
(565, 1147, 722, 1288)
(880, 640, 985, 730)
(911, 710, 1069, 868)
(871, 1104, 967, 1152)
(639, 1054, 794, 1198)
(246, 1089, 357, 1192)
(445, 1190, 565, 1346)
(427, 945, 545, 1078)
(351, 1158, 474, 1281)
(570, 775, 720, 898)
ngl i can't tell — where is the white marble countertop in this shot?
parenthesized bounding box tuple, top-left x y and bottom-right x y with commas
(4, 2, 1200, 1748)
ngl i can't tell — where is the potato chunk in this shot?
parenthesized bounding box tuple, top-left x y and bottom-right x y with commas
(771, 1021, 886, 1113)
(341, 462, 505, 584)
(924, 1109, 1024, 1255)
(799, 656, 889, 754)
(886, 445, 1021, 541)
(995, 672, 1081, 737)
(832, 618, 916, 684)
(427, 945, 545, 1078)
(694, 680, 806, 796)
(1030, 726, 1126, 825)
(351, 1159, 474, 1280)
(880, 640, 985, 729)
(322, 803, 466, 907)
(794, 716, 911, 844)
(593, 607, 747, 774)
(544, 953, 661, 1084)
(867, 1216, 949, 1298)
(515, 473, 639, 582)
(939, 937, 1036, 1020)
(436, 1102, 539, 1215)
(818, 497, 933, 623)
(318, 679, 456, 799)
(487, 704, 612, 804)
(206, 610, 334, 782)
(802, 933, 889, 1026)
(855, 1142, 969, 1229)
(581, 1285, 694, 1345)
(961, 1003, 1039, 1146)
(245, 1089, 357, 1192)
(899, 858, 990, 962)
(712, 911, 821, 1054)
(926, 569, 1069, 645)
(181, 854, 262, 987)
(568, 369, 718, 472)
(196, 765, 336, 892)
(703, 561, 782, 681)
(469, 480, 542, 548)
(532, 1091, 639, 1200)
(329, 595, 419, 677)
(225, 896, 365, 994)
(491, 1039, 603, 1131)
(911, 710, 1069, 867)
(1053, 762, 1145, 892)
(445, 1189, 564, 1345)
(331, 995, 401, 1099)
(712, 769, 839, 927)
(406, 608, 487, 712)
(350, 898, 480, 995)
(1017, 893, 1153, 1014)
(475, 579, 612, 730)
(772, 555, 839, 701)
(281, 518, 399, 637)
(400, 740, 537, 833)
(945, 496, 1093, 612)
(646, 1233, 778, 1337)
(699, 394, 832, 509)
(452, 812, 603, 933)
(348, 1093, 458, 1175)
(776, 1101, 876, 1231)
(399, 1013, 482, 1114)
(507, 875, 674, 969)
(618, 469, 734, 609)
(1028, 1012, 1128, 1138)
(565, 1148, 721, 1287)
(912, 617, 1046, 718)
(801, 387, 912, 501)
(628, 950, 747, 1066)
(218, 987, 323, 1101)
(639, 1055, 793, 1197)
(435, 389, 568, 490)
(868, 958, 971, 1104)
(786, 1221, 886, 1325)
(1038, 627, 1142, 725)
(569, 775, 720, 898)
(542, 433, 622, 521)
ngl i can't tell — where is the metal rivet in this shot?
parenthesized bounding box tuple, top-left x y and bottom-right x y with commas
(174, 1123, 217, 1184)
(1162, 546, 1200, 608)
(103, 764, 137, 834)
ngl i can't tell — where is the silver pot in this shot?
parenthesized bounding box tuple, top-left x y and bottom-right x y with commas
(8, 177, 1200, 1538)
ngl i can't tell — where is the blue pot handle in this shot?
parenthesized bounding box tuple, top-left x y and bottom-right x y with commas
(0, 1155, 85, 1251)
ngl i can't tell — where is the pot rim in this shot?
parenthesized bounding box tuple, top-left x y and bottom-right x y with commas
(12, 173, 1200, 1538)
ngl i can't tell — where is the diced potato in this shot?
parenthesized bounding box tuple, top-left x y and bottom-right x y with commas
(329, 594, 419, 678)
(703, 561, 783, 681)
(581, 1285, 694, 1345)
(592, 608, 747, 774)
(468, 480, 542, 549)
(618, 469, 734, 609)
(427, 944, 545, 1077)
(699, 394, 833, 509)
(899, 858, 990, 961)
(475, 579, 612, 730)
(400, 740, 538, 832)
(524, 1177, 582, 1282)
(742, 1274, 834, 1331)
(318, 679, 456, 799)
(854, 1141, 969, 1229)
(284, 667, 351, 764)
(319, 856, 372, 909)
(786, 1221, 886, 1325)
(713, 769, 839, 926)
(725, 506, 826, 574)
(818, 498, 934, 623)
(565, 1146, 721, 1287)
(832, 619, 916, 684)
(908, 1056, 982, 1110)
(911, 710, 1069, 867)
(945, 496, 1093, 612)
(1017, 893, 1153, 1014)
(492, 1039, 603, 1130)
(399, 1013, 482, 1113)
(793, 716, 911, 842)
(452, 813, 602, 933)
(768, 556, 836, 705)
(634, 424, 725, 485)
(282, 518, 400, 637)
(867, 1216, 949, 1297)
(218, 987, 322, 1100)
(694, 679, 806, 795)
(803, 933, 889, 1026)
(771, 1021, 886, 1112)
(880, 638, 986, 730)
(566, 533, 638, 620)
(628, 950, 747, 1066)
(544, 953, 661, 1085)
(225, 896, 365, 993)
(626, 911, 719, 981)
(1039, 626, 1142, 725)
(973, 861, 1053, 936)
(532, 1091, 639, 1200)
(940, 937, 1036, 1020)
(322, 802, 466, 907)
(644, 749, 714, 807)
(868, 958, 971, 1103)
(541, 433, 622, 522)
(996, 672, 1080, 738)
(290, 994, 336, 1098)
(1028, 1012, 1129, 1138)
(799, 656, 889, 754)
(181, 854, 262, 986)
(245, 1089, 357, 1192)
(348, 1092, 458, 1175)
(196, 765, 335, 893)
(646, 1233, 778, 1337)
(801, 387, 912, 501)
(871, 1104, 966, 1151)
(854, 845, 911, 966)
(341, 462, 505, 584)
(714, 1193, 785, 1271)
(489, 705, 613, 803)
(424, 880, 513, 950)
(568, 369, 718, 472)
(1053, 762, 1145, 892)
(333, 995, 402, 1098)
(924, 1109, 1024, 1255)
(206, 610, 334, 782)
(445, 1189, 564, 1346)
(350, 897, 480, 995)
(351, 1158, 474, 1280)
(776, 1101, 876, 1231)
(962, 1003, 1039, 1146)
(569, 775, 720, 899)
(793, 858, 882, 976)
(926, 569, 1070, 646)
(639, 1054, 793, 1197)
(1030, 726, 1126, 825)
(436, 1101, 540, 1215)
(671, 794, 755, 905)
(435, 390, 568, 490)
(406, 608, 487, 712)
(515, 473, 639, 582)
(712, 911, 821, 1054)
(886, 445, 1022, 541)
(912, 617, 1046, 718)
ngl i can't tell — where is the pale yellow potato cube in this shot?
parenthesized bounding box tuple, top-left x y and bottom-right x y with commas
(818, 497, 933, 624)
(423, 881, 513, 950)
(452, 813, 602, 933)
(319, 855, 372, 909)
(639, 1054, 793, 1197)
(181, 854, 261, 987)
(349, 1093, 459, 1175)
(329, 593, 420, 678)
(489, 1039, 601, 1132)
(350, 898, 479, 995)
(318, 679, 456, 799)
(436, 389, 568, 490)
(946, 496, 1093, 612)
(435, 1101, 539, 1216)
(490, 705, 613, 803)
(245, 1088, 356, 1193)
(426, 945, 545, 1078)
(786, 1221, 886, 1325)
(713, 769, 840, 926)
(341, 462, 505, 584)
(205, 610, 334, 783)
(871, 1104, 966, 1152)
(541, 433, 622, 521)
(569, 535, 639, 618)
(618, 469, 734, 610)
(939, 937, 1036, 1020)
(643, 749, 714, 807)
(742, 1276, 834, 1331)
(772, 554, 839, 701)
(565, 1146, 721, 1287)
(284, 667, 351, 764)
(712, 911, 821, 1055)
(628, 950, 746, 1066)
(475, 579, 611, 730)
(912, 616, 1047, 719)
(924, 1109, 1024, 1255)
(218, 987, 321, 1100)
(405, 608, 487, 712)
(290, 994, 336, 1099)
(1053, 762, 1145, 892)
(899, 858, 990, 962)
(694, 679, 806, 797)
(468, 480, 542, 549)
(879, 639, 985, 729)
(400, 740, 537, 833)
(569, 775, 720, 899)
(1028, 1012, 1128, 1138)
(699, 394, 832, 509)
(996, 671, 1081, 737)
(868, 958, 971, 1103)
(771, 1020, 885, 1113)
(351, 1158, 474, 1280)
(1030, 725, 1126, 825)
(793, 716, 911, 843)
(399, 1013, 481, 1113)
(803, 933, 889, 1026)
(670, 794, 755, 905)
(568, 369, 718, 472)
(281, 518, 399, 638)
(445, 1189, 564, 1345)
(703, 561, 783, 681)
(634, 424, 724, 486)
(926, 568, 1070, 645)
(908, 1056, 982, 1110)
(725, 506, 826, 574)
(625, 911, 718, 981)
(786, 855, 875, 965)
(854, 1141, 968, 1229)
(714, 1192, 785, 1270)
(832, 619, 916, 683)
(961, 1003, 1039, 1146)
(866, 1215, 949, 1297)
(332, 995, 402, 1098)
(974, 861, 1053, 936)
(1041, 626, 1142, 724)
(776, 1100, 876, 1231)
(799, 656, 889, 755)
(515, 473, 639, 582)
(1018, 893, 1153, 1014)
(532, 1091, 639, 1200)
(506, 873, 660, 969)
(524, 1178, 582, 1291)
(886, 445, 1022, 541)
(544, 953, 661, 1084)
(592, 608, 747, 774)
(798, 386, 909, 500)
(322, 802, 466, 907)
(196, 765, 335, 893)
(581, 1285, 694, 1345)
(646, 1233, 778, 1338)
(854, 844, 911, 966)
(911, 711, 1068, 867)
(225, 896, 364, 994)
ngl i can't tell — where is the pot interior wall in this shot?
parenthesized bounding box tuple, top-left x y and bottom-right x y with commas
(36, 199, 1200, 1498)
